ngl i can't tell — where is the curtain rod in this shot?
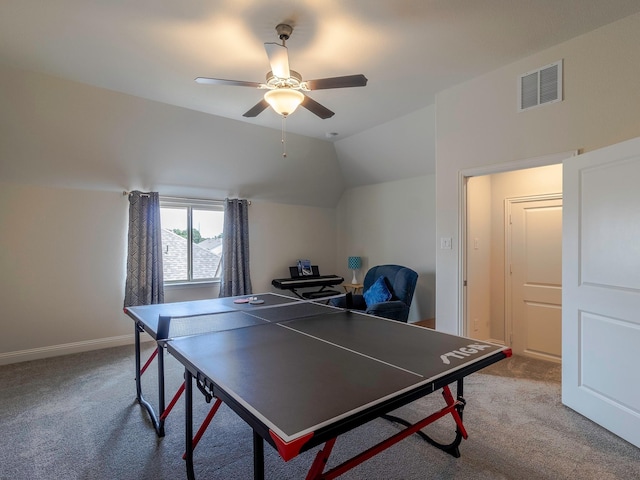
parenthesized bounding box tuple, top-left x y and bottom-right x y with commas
(161, 195, 251, 205)
(122, 190, 150, 197)
(122, 191, 251, 204)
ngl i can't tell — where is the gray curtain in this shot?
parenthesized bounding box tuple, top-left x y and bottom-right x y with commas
(124, 191, 164, 307)
(219, 198, 252, 297)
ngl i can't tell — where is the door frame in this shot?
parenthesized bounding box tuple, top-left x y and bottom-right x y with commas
(504, 193, 562, 353)
(459, 150, 576, 339)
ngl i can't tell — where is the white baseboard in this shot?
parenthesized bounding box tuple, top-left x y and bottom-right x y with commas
(0, 335, 136, 366)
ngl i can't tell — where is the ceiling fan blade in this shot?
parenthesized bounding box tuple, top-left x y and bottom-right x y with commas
(264, 42, 290, 79)
(243, 99, 270, 118)
(306, 74, 368, 90)
(301, 95, 335, 119)
(195, 77, 262, 88)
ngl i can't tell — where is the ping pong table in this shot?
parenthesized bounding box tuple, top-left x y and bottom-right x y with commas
(124, 292, 301, 436)
(132, 296, 511, 480)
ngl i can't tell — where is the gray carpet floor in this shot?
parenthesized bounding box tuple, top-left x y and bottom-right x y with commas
(0, 344, 638, 479)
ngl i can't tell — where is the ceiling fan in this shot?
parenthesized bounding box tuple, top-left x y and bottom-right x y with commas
(195, 23, 368, 119)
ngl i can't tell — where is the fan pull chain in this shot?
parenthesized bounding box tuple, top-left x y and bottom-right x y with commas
(281, 115, 287, 158)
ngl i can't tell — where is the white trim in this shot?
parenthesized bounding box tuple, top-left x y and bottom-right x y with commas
(457, 150, 577, 335)
(160, 196, 225, 284)
(462, 150, 577, 179)
(459, 175, 469, 337)
(0, 335, 137, 366)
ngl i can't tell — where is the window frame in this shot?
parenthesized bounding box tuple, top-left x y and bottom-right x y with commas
(160, 196, 225, 286)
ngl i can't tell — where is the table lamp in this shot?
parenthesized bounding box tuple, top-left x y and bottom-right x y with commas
(347, 256, 362, 284)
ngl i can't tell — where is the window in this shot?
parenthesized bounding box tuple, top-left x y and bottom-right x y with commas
(159, 197, 225, 284)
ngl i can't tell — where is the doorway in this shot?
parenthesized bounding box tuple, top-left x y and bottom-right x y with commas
(463, 163, 563, 360)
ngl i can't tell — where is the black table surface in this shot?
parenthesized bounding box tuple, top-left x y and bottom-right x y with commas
(167, 308, 508, 443)
(124, 292, 298, 340)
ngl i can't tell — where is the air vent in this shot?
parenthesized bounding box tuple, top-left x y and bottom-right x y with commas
(518, 60, 563, 111)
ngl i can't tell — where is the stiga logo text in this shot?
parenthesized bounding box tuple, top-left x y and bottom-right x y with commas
(440, 344, 493, 365)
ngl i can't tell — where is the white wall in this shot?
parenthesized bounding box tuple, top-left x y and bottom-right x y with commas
(0, 64, 340, 363)
(0, 184, 130, 357)
(435, 12, 640, 334)
(335, 175, 436, 322)
(334, 105, 436, 187)
(0, 183, 337, 363)
(249, 200, 337, 292)
(0, 60, 434, 363)
(0, 65, 343, 208)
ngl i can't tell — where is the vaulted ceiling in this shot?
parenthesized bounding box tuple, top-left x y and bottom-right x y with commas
(2, 0, 640, 191)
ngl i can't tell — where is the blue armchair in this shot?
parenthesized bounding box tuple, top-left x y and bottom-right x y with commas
(331, 264, 418, 322)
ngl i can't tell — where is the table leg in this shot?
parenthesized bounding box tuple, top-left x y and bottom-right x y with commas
(134, 325, 142, 400)
(134, 324, 164, 436)
(157, 344, 166, 436)
(253, 430, 265, 480)
(380, 382, 466, 458)
(185, 370, 196, 480)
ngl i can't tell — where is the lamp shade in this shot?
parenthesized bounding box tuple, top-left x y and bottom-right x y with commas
(347, 256, 362, 270)
(264, 88, 304, 116)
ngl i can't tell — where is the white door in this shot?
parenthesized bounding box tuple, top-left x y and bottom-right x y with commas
(509, 197, 562, 361)
(563, 136, 640, 447)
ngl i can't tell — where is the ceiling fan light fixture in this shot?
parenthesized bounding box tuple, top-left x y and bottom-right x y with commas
(264, 88, 304, 116)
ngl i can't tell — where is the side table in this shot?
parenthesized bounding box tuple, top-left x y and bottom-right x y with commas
(342, 283, 364, 295)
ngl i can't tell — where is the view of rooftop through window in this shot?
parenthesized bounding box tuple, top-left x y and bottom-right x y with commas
(160, 202, 224, 283)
